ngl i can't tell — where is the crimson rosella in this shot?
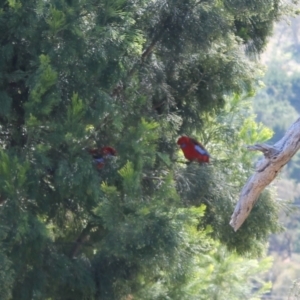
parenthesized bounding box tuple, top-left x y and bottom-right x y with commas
(177, 135, 210, 163)
(88, 146, 117, 169)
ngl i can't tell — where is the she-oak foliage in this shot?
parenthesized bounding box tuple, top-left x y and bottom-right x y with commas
(0, 0, 296, 299)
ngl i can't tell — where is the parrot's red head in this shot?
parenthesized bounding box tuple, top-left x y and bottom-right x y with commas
(177, 136, 190, 148)
(88, 146, 117, 157)
(101, 146, 117, 157)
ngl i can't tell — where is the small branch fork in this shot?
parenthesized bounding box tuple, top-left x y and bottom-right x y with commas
(230, 117, 300, 231)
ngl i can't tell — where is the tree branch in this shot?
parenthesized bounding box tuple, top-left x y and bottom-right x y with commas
(230, 117, 300, 231)
(123, 16, 172, 83)
(69, 223, 95, 258)
(141, 21, 169, 62)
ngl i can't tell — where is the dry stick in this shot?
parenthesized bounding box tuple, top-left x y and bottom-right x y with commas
(230, 117, 300, 232)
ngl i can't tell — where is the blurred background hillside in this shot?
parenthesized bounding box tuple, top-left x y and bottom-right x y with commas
(254, 15, 300, 300)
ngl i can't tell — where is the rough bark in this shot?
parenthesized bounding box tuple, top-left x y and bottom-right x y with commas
(230, 117, 300, 231)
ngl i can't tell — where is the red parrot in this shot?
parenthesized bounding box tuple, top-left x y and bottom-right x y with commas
(177, 136, 210, 163)
(88, 146, 117, 169)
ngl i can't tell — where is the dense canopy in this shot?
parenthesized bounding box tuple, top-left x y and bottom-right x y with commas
(0, 0, 296, 299)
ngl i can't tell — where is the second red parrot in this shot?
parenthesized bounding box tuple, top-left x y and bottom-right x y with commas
(88, 146, 117, 169)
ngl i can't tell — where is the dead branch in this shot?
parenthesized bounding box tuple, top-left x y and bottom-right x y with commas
(230, 117, 300, 231)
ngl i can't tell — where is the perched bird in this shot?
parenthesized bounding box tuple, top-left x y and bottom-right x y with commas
(177, 135, 210, 163)
(88, 146, 117, 169)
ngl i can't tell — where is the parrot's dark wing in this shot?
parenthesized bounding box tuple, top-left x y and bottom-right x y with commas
(101, 146, 117, 156)
(195, 145, 208, 155)
(190, 138, 210, 156)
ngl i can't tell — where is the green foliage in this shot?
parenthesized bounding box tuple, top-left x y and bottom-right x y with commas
(252, 20, 300, 180)
(0, 228, 14, 300)
(177, 97, 281, 256)
(0, 0, 295, 298)
(196, 246, 273, 300)
(250, 17, 300, 298)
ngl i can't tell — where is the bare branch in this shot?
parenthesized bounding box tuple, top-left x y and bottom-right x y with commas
(230, 117, 300, 231)
(246, 143, 280, 159)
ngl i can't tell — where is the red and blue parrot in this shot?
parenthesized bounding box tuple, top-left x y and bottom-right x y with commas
(177, 135, 210, 163)
(88, 146, 117, 169)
